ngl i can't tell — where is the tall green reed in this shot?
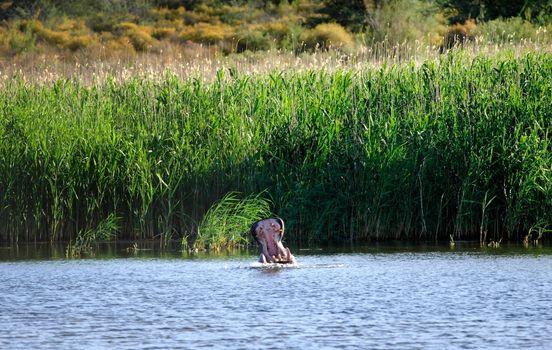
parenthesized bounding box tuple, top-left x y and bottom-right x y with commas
(0, 51, 550, 244)
(189, 192, 271, 251)
(65, 213, 119, 257)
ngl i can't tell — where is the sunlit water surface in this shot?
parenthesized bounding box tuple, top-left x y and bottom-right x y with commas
(1, 243, 551, 349)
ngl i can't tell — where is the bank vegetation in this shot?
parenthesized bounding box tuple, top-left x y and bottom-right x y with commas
(0, 51, 550, 245)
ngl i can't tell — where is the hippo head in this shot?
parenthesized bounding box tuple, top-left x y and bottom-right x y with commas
(250, 218, 296, 264)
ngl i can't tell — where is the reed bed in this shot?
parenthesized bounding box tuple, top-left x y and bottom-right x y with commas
(1, 38, 550, 87)
(191, 192, 271, 250)
(0, 51, 550, 244)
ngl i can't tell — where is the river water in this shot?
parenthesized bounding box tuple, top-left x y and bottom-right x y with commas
(1, 243, 551, 349)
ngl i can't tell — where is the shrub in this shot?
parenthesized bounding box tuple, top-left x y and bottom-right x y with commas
(235, 28, 273, 52)
(66, 35, 96, 51)
(52, 17, 89, 35)
(441, 20, 478, 49)
(88, 12, 118, 33)
(25, 17, 98, 51)
(34, 25, 72, 47)
(179, 22, 234, 44)
(152, 27, 176, 40)
(114, 22, 156, 51)
(300, 23, 354, 51)
(360, 0, 445, 46)
(150, 6, 186, 21)
(478, 17, 551, 44)
(181, 8, 214, 25)
(261, 19, 293, 41)
(4, 21, 37, 54)
(54, 17, 78, 32)
(127, 29, 155, 51)
(103, 36, 135, 53)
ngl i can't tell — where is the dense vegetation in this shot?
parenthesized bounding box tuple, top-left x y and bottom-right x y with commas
(1, 52, 550, 245)
(1, 0, 550, 58)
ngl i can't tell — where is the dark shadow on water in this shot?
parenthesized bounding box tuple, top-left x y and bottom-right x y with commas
(0, 240, 255, 261)
(297, 240, 552, 256)
(1, 239, 551, 261)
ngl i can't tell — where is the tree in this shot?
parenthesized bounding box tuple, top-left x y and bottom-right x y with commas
(153, 0, 201, 9)
(437, 0, 552, 23)
(0, 0, 48, 20)
(0, 0, 152, 20)
(319, 0, 368, 32)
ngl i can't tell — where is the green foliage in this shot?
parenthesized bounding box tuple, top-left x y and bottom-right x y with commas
(66, 214, 120, 257)
(5, 21, 37, 53)
(300, 22, 354, 51)
(191, 192, 272, 250)
(437, 0, 552, 24)
(478, 18, 552, 45)
(115, 22, 156, 51)
(236, 29, 274, 52)
(361, 0, 446, 45)
(87, 12, 128, 33)
(1, 0, 152, 20)
(1, 0, 550, 57)
(153, 0, 206, 10)
(179, 22, 234, 44)
(318, 0, 366, 32)
(0, 53, 551, 245)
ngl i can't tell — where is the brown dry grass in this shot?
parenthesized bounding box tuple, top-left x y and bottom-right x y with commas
(1, 38, 549, 87)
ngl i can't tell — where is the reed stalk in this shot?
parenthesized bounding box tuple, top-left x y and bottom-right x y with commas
(0, 51, 550, 244)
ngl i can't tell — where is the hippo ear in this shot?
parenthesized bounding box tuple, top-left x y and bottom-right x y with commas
(250, 222, 260, 243)
(276, 218, 284, 236)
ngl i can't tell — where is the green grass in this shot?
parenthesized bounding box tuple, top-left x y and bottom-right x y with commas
(0, 51, 551, 245)
(65, 213, 119, 257)
(190, 192, 271, 251)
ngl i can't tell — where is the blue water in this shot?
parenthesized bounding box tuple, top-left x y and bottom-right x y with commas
(1, 245, 551, 349)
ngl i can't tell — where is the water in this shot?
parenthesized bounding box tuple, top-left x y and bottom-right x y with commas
(1, 243, 551, 349)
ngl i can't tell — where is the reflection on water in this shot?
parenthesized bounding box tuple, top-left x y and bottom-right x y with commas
(1, 242, 551, 349)
(2, 240, 551, 261)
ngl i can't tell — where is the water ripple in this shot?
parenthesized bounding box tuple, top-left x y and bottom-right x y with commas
(1, 253, 551, 349)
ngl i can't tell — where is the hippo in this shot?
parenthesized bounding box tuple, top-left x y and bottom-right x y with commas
(250, 218, 296, 264)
